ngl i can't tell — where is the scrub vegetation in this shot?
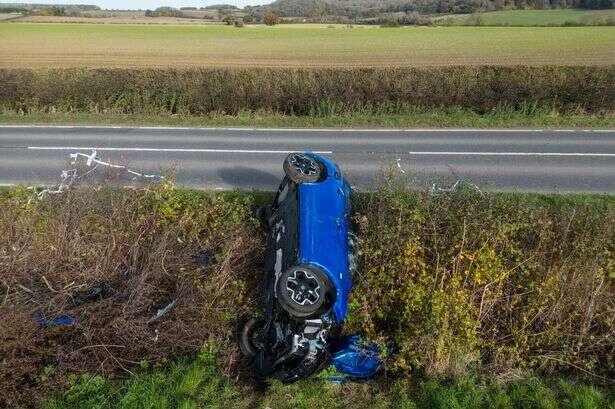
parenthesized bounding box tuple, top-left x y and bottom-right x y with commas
(1, 24, 614, 67)
(1, 179, 614, 408)
(348, 182, 615, 379)
(0, 185, 263, 408)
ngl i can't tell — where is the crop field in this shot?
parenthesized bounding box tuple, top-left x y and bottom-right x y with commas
(13, 15, 218, 24)
(450, 9, 615, 26)
(0, 23, 614, 67)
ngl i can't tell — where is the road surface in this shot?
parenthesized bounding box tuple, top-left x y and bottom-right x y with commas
(1, 126, 614, 193)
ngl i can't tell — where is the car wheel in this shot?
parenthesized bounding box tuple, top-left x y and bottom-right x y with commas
(276, 265, 334, 318)
(240, 318, 265, 358)
(283, 153, 324, 184)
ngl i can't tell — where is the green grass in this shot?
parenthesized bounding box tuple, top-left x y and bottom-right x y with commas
(2, 109, 614, 129)
(0, 23, 614, 67)
(44, 354, 615, 409)
(450, 9, 615, 26)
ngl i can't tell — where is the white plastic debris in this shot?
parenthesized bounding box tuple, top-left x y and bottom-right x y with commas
(430, 180, 484, 197)
(36, 149, 164, 200)
(148, 299, 177, 324)
(396, 158, 406, 174)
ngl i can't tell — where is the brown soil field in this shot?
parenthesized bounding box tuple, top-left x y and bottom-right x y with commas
(12, 15, 219, 25)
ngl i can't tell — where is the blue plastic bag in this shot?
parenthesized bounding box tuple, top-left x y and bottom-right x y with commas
(33, 313, 76, 326)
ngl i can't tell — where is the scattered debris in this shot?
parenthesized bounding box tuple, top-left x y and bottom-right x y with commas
(330, 336, 383, 380)
(430, 179, 484, 197)
(73, 285, 112, 306)
(32, 313, 76, 327)
(192, 250, 211, 267)
(36, 149, 164, 200)
(148, 299, 177, 324)
(70, 151, 164, 180)
(36, 169, 80, 200)
(396, 158, 406, 174)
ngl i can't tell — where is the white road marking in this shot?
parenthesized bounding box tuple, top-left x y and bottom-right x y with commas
(2, 125, 614, 132)
(25, 146, 615, 157)
(27, 146, 334, 154)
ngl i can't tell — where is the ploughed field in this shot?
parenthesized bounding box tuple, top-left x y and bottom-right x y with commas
(1, 23, 614, 67)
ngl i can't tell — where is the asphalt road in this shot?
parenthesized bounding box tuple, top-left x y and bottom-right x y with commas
(1, 126, 615, 193)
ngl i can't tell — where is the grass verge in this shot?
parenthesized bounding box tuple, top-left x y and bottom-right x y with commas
(44, 353, 615, 409)
(1, 110, 615, 128)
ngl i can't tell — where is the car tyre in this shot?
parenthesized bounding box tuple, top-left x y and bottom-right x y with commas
(240, 318, 265, 358)
(283, 153, 324, 184)
(276, 265, 334, 318)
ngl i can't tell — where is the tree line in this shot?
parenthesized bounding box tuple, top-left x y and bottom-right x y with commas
(246, 0, 613, 19)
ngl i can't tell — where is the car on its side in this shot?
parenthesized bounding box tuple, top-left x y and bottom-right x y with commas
(240, 152, 358, 382)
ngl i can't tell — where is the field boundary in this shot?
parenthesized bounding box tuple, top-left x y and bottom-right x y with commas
(2, 67, 613, 116)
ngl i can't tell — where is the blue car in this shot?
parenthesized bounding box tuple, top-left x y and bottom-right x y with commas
(240, 152, 361, 382)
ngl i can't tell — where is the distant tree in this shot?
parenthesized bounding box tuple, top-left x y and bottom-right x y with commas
(205, 4, 239, 9)
(147, 7, 183, 17)
(243, 14, 254, 23)
(579, 0, 614, 8)
(263, 12, 279, 25)
(35, 6, 66, 16)
(222, 15, 234, 24)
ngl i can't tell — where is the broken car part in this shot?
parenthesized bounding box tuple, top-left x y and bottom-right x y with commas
(331, 336, 383, 380)
(33, 313, 76, 327)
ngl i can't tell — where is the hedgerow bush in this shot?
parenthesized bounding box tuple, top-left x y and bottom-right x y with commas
(347, 182, 615, 379)
(1, 66, 613, 115)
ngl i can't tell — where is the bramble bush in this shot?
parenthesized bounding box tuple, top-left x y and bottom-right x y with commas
(347, 181, 615, 379)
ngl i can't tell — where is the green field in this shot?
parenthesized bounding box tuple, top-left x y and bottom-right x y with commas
(1, 23, 614, 67)
(450, 9, 615, 26)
